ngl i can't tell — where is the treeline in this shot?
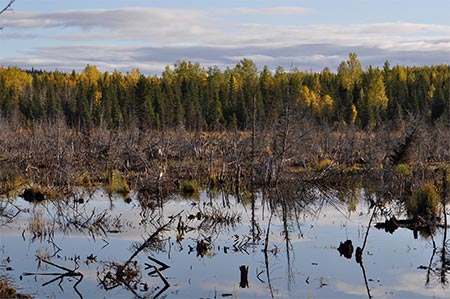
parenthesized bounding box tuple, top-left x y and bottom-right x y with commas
(0, 53, 448, 131)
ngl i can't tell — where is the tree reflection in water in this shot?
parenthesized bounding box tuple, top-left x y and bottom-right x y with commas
(2, 178, 449, 299)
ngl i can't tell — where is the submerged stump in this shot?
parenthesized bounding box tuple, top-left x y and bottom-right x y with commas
(22, 188, 45, 202)
(239, 265, 249, 288)
(337, 240, 354, 259)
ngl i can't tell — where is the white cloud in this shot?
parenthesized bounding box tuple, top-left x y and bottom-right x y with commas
(335, 272, 449, 299)
(232, 6, 312, 16)
(353, 22, 450, 35)
(1, 7, 449, 73)
(1, 8, 218, 42)
(335, 281, 388, 298)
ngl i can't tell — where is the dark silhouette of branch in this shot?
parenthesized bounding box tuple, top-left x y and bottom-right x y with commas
(0, 0, 15, 16)
(359, 261, 373, 299)
(23, 257, 84, 299)
(0, 0, 16, 30)
(263, 211, 275, 298)
(355, 207, 377, 299)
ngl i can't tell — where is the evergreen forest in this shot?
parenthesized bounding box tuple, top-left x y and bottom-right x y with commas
(1, 53, 448, 131)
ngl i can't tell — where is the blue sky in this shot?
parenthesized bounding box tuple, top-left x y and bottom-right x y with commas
(1, 0, 449, 74)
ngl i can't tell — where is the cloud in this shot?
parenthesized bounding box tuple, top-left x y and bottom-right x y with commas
(1, 7, 449, 74)
(232, 6, 312, 16)
(5, 39, 447, 76)
(0, 8, 218, 42)
(335, 272, 449, 299)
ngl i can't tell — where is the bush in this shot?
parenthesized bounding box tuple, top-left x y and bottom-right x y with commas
(405, 183, 440, 218)
(395, 163, 412, 176)
(75, 171, 93, 188)
(0, 175, 25, 198)
(105, 171, 130, 196)
(181, 180, 199, 198)
(312, 158, 336, 171)
(0, 276, 31, 298)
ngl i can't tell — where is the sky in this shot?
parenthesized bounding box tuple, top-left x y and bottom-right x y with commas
(0, 0, 449, 74)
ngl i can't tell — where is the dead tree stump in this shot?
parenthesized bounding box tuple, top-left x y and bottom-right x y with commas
(239, 265, 249, 288)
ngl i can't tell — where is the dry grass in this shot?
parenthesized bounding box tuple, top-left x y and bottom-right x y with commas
(0, 277, 31, 299)
(0, 119, 448, 201)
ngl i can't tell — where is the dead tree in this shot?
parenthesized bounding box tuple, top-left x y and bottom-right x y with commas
(386, 116, 420, 166)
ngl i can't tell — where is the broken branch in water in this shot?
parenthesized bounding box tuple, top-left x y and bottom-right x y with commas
(124, 211, 180, 267)
(22, 257, 84, 299)
(145, 256, 170, 276)
(149, 265, 170, 298)
(98, 214, 178, 297)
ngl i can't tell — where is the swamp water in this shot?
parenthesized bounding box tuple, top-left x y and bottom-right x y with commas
(1, 189, 449, 299)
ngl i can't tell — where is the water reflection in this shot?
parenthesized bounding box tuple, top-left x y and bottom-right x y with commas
(0, 186, 449, 298)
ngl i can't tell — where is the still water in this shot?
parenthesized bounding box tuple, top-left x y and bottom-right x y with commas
(1, 189, 448, 298)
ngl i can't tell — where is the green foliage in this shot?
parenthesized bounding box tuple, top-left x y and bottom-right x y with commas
(343, 164, 363, 175)
(405, 183, 440, 218)
(0, 57, 448, 130)
(337, 52, 363, 91)
(105, 171, 130, 196)
(75, 171, 94, 189)
(312, 158, 336, 171)
(395, 163, 413, 176)
(240, 191, 254, 205)
(208, 175, 219, 191)
(181, 180, 199, 198)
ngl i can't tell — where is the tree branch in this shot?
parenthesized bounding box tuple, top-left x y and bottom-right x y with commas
(0, 0, 16, 16)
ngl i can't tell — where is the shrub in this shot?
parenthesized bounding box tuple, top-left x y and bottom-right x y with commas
(0, 276, 31, 299)
(405, 183, 440, 218)
(181, 180, 199, 198)
(395, 163, 412, 176)
(0, 175, 25, 198)
(312, 158, 335, 171)
(105, 171, 130, 196)
(75, 171, 93, 188)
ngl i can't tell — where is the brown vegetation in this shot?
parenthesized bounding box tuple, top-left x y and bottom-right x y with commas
(0, 117, 448, 204)
(0, 276, 30, 299)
